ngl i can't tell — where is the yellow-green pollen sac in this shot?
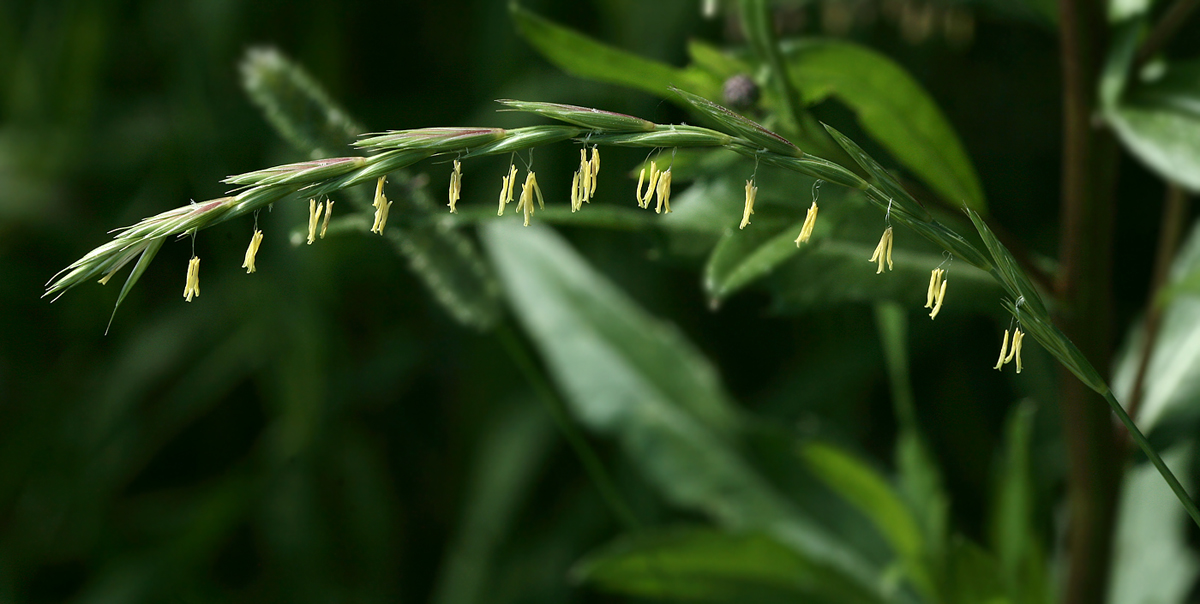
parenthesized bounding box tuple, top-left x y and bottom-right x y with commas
(371, 177, 392, 234)
(448, 159, 462, 214)
(497, 164, 517, 216)
(307, 198, 325, 245)
(636, 161, 661, 210)
(869, 226, 894, 274)
(926, 268, 948, 319)
(320, 200, 333, 239)
(993, 328, 1025, 373)
(739, 179, 757, 229)
(795, 202, 818, 245)
(570, 147, 599, 212)
(655, 167, 673, 214)
(243, 230, 264, 274)
(515, 171, 544, 227)
(183, 256, 200, 302)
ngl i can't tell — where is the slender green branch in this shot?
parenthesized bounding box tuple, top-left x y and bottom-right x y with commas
(1107, 391, 1200, 527)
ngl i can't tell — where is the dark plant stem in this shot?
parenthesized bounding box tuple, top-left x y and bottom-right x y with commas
(1127, 185, 1190, 422)
(1134, 0, 1200, 71)
(496, 321, 641, 531)
(1056, 0, 1123, 603)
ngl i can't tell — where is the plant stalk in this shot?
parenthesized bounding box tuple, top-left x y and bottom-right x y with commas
(1056, 0, 1122, 602)
(1126, 184, 1190, 422)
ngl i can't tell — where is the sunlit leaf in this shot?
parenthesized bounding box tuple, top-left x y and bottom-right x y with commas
(1108, 446, 1199, 604)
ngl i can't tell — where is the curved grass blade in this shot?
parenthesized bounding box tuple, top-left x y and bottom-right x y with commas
(105, 236, 165, 335)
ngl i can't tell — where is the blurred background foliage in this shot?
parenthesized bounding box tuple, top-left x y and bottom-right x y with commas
(4, 0, 1200, 602)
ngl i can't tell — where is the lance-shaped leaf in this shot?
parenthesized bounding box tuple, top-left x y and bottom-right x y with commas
(672, 87, 803, 157)
(496, 100, 655, 132)
(966, 209, 1048, 317)
(573, 528, 884, 604)
(786, 40, 985, 211)
(510, 3, 721, 102)
(482, 222, 905, 602)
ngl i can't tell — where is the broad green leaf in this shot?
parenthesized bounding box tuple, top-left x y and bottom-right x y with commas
(989, 401, 1052, 604)
(1108, 446, 1199, 604)
(239, 47, 363, 158)
(787, 40, 985, 211)
(482, 222, 899, 602)
(1113, 219, 1200, 435)
(704, 216, 814, 302)
(510, 4, 721, 101)
(574, 528, 881, 604)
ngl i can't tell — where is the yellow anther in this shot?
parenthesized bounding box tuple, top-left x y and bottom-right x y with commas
(588, 146, 599, 197)
(739, 179, 757, 229)
(448, 159, 462, 214)
(1014, 330, 1025, 373)
(576, 171, 585, 213)
(929, 275, 947, 320)
(307, 198, 325, 245)
(635, 167, 646, 209)
(638, 161, 661, 210)
(183, 256, 200, 302)
(372, 177, 392, 234)
(243, 229, 264, 273)
(796, 202, 818, 245)
(994, 329, 1011, 370)
(869, 227, 894, 274)
(320, 200, 333, 239)
(516, 171, 541, 227)
(925, 269, 940, 308)
(496, 164, 518, 216)
(655, 168, 673, 214)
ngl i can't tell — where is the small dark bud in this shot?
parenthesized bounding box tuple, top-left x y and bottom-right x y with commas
(722, 75, 760, 110)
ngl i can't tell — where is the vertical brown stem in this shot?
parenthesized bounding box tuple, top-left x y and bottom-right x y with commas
(1127, 185, 1191, 422)
(1056, 0, 1122, 602)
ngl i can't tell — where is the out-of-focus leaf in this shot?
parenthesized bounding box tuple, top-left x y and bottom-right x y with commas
(573, 528, 880, 604)
(786, 41, 985, 211)
(704, 216, 812, 302)
(687, 40, 753, 82)
(239, 48, 501, 330)
(946, 538, 1008, 604)
(510, 4, 721, 101)
(1102, 21, 1200, 192)
(239, 47, 362, 158)
(799, 442, 934, 600)
(482, 222, 898, 602)
(1114, 219, 1200, 435)
(989, 401, 1052, 604)
(874, 303, 948, 569)
(431, 403, 554, 604)
(1108, 446, 1199, 603)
